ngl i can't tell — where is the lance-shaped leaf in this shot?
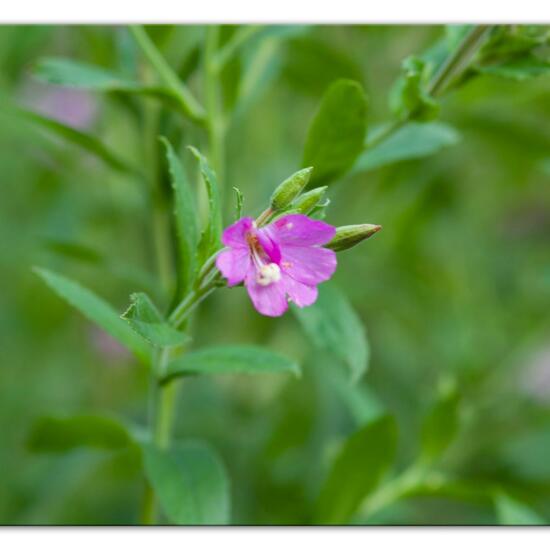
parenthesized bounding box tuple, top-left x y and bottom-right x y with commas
(34, 267, 151, 365)
(33, 57, 189, 117)
(160, 138, 198, 295)
(317, 415, 397, 524)
(27, 415, 133, 453)
(293, 283, 369, 382)
(495, 492, 546, 525)
(420, 385, 461, 462)
(302, 79, 368, 186)
(122, 292, 190, 348)
(353, 122, 460, 174)
(188, 147, 222, 266)
(142, 441, 230, 525)
(15, 108, 140, 176)
(161, 345, 300, 384)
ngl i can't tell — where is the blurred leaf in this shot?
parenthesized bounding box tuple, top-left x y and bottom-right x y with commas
(478, 56, 550, 80)
(142, 441, 230, 525)
(303, 79, 368, 186)
(34, 57, 139, 89)
(390, 56, 439, 122)
(188, 146, 222, 266)
(479, 25, 549, 59)
(283, 37, 363, 97)
(160, 138, 198, 295)
(235, 36, 283, 118)
(41, 239, 103, 265)
(162, 345, 300, 384)
(353, 122, 460, 174)
(420, 386, 460, 462)
(34, 57, 191, 117)
(121, 292, 189, 348)
(233, 26, 307, 118)
(317, 415, 397, 524)
(293, 283, 369, 382)
(14, 108, 140, 176)
(495, 492, 546, 525)
(34, 267, 151, 365)
(27, 415, 132, 453)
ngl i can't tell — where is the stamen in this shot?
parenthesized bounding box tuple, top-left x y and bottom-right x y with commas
(256, 263, 281, 286)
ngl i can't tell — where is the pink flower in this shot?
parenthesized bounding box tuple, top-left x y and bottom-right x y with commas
(216, 214, 337, 317)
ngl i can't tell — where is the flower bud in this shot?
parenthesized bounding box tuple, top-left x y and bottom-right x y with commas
(270, 167, 313, 211)
(326, 224, 382, 252)
(292, 186, 328, 214)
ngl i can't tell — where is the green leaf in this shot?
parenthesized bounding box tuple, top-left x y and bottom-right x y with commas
(317, 415, 397, 524)
(390, 56, 439, 121)
(188, 146, 222, 266)
(160, 138, 198, 295)
(283, 37, 364, 98)
(420, 385, 460, 462)
(122, 292, 190, 348)
(142, 441, 230, 525)
(34, 267, 151, 365)
(293, 283, 368, 382)
(302, 79, 368, 186)
(33, 57, 188, 116)
(27, 415, 132, 453)
(495, 492, 546, 525)
(162, 345, 300, 384)
(353, 122, 460, 174)
(15, 108, 140, 176)
(478, 56, 550, 80)
(34, 57, 137, 89)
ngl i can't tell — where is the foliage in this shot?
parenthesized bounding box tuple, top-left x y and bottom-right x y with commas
(0, 23, 549, 526)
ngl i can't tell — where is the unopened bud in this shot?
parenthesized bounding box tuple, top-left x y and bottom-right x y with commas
(326, 224, 382, 252)
(270, 167, 313, 211)
(292, 186, 328, 214)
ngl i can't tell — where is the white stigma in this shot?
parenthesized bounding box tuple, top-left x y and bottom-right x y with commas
(256, 263, 281, 286)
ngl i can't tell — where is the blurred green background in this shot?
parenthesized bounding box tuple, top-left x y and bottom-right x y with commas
(0, 25, 549, 525)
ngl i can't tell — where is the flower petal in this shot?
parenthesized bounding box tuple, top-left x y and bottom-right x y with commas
(221, 217, 255, 248)
(245, 269, 288, 317)
(216, 248, 251, 287)
(256, 229, 281, 263)
(280, 245, 337, 286)
(266, 214, 336, 246)
(282, 273, 318, 308)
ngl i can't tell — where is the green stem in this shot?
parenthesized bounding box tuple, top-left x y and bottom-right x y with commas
(204, 26, 226, 186)
(366, 25, 493, 152)
(130, 25, 207, 125)
(214, 25, 263, 71)
(359, 463, 448, 521)
(428, 25, 492, 97)
(140, 348, 172, 525)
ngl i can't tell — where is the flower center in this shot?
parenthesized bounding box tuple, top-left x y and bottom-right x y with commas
(256, 263, 281, 286)
(246, 231, 281, 287)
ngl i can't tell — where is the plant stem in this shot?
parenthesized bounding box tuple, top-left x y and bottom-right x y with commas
(428, 25, 492, 97)
(214, 25, 263, 71)
(204, 26, 226, 186)
(140, 348, 172, 525)
(130, 25, 207, 125)
(366, 25, 493, 152)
